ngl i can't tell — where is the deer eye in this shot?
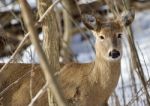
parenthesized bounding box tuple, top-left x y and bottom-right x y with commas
(99, 35, 105, 40)
(117, 33, 122, 38)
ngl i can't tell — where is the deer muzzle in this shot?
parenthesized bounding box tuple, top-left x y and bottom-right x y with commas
(109, 49, 120, 59)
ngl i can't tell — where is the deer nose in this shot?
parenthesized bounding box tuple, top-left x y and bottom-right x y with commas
(109, 49, 120, 58)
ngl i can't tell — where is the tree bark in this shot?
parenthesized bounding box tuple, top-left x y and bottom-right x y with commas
(38, 0, 60, 105)
(38, 0, 60, 72)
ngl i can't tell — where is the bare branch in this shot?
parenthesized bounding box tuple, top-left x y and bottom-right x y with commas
(28, 83, 48, 106)
(38, 0, 59, 23)
(0, 68, 31, 96)
(0, 33, 29, 73)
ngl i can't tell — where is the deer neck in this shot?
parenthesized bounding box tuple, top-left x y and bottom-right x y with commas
(94, 53, 121, 70)
(90, 50, 121, 84)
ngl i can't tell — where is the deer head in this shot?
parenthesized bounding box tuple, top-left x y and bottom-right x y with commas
(82, 10, 135, 61)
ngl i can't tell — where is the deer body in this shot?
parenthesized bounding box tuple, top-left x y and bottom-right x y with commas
(59, 60, 120, 106)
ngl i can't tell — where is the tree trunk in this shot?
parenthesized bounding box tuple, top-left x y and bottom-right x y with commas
(38, 0, 60, 105)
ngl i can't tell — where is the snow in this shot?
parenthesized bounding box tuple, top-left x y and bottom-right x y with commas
(77, 0, 97, 4)
(0, 0, 36, 12)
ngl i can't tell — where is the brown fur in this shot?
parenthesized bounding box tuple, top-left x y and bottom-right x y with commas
(0, 64, 49, 106)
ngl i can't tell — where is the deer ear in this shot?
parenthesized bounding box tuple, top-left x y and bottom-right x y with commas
(120, 9, 135, 26)
(82, 14, 97, 30)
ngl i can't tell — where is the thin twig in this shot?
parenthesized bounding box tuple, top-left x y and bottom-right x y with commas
(0, 68, 32, 96)
(127, 79, 150, 105)
(0, 33, 29, 73)
(38, 0, 59, 23)
(120, 72, 126, 105)
(136, 42, 150, 79)
(28, 83, 48, 106)
(29, 64, 34, 100)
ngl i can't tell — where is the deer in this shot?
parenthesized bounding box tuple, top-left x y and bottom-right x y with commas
(0, 10, 134, 106)
(58, 10, 135, 106)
